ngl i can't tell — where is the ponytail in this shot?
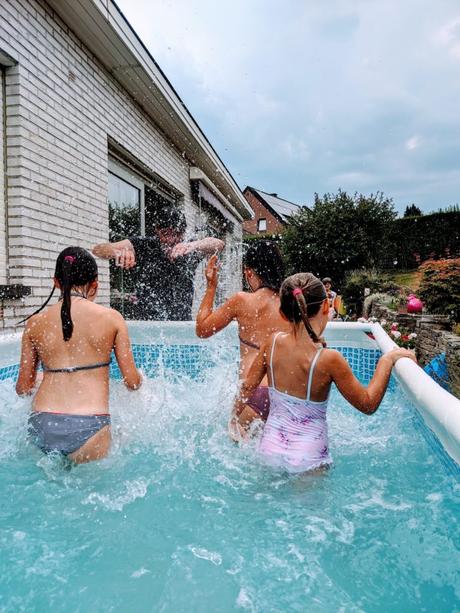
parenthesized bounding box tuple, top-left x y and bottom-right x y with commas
(293, 290, 326, 347)
(60, 255, 74, 341)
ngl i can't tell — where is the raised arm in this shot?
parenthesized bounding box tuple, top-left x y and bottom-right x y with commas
(192, 237, 224, 255)
(234, 342, 268, 416)
(92, 239, 136, 269)
(16, 320, 40, 396)
(113, 312, 142, 390)
(328, 348, 416, 414)
(195, 254, 241, 338)
(171, 237, 224, 259)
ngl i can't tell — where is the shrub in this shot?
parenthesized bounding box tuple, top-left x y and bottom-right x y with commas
(342, 269, 399, 316)
(282, 190, 396, 284)
(384, 210, 460, 269)
(418, 258, 460, 322)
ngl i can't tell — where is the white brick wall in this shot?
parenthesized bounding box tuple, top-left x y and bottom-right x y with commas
(0, 0, 242, 329)
(0, 67, 7, 286)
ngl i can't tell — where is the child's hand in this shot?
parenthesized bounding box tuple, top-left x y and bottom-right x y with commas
(386, 348, 417, 365)
(205, 254, 220, 287)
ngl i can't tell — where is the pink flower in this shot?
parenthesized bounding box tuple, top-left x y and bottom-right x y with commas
(391, 323, 398, 331)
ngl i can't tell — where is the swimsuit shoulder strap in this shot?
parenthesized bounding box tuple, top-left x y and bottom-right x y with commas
(306, 348, 323, 401)
(269, 332, 282, 388)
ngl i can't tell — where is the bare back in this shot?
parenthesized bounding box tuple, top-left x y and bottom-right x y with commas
(21, 298, 127, 414)
(236, 289, 290, 380)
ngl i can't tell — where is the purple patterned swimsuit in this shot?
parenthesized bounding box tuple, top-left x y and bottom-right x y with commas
(258, 333, 332, 473)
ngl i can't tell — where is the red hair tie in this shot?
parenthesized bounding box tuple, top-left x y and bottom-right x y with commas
(64, 255, 75, 264)
(292, 288, 303, 297)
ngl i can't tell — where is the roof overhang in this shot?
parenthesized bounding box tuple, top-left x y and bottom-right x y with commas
(190, 167, 253, 224)
(46, 0, 251, 220)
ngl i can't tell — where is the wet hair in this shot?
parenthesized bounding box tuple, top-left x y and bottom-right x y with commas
(19, 247, 98, 341)
(155, 207, 187, 234)
(322, 277, 332, 285)
(280, 273, 327, 346)
(243, 240, 285, 291)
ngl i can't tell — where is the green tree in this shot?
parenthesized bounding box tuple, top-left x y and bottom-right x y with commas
(282, 190, 396, 287)
(403, 204, 422, 217)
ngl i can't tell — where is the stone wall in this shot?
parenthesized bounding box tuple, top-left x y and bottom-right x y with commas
(370, 300, 460, 397)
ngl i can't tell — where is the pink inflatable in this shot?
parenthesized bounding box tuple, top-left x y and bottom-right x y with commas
(407, 294, 423, 313)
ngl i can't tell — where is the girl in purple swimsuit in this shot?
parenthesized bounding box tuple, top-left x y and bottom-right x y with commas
(233, 273, 415, 471)
(196, 241, 290, 436)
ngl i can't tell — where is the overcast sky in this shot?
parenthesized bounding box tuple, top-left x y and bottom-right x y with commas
(116, 0, 460, 213)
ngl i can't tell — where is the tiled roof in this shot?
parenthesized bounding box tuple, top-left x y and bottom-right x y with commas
(249, 187, 304, 221)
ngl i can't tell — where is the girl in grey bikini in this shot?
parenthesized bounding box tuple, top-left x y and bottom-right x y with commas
(16, 247, 142, 464)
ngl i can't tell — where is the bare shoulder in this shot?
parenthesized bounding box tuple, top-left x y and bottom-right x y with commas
(23, 313, 42, 338)
(88, 302, 125, 327)
(321, 348, 345, 364)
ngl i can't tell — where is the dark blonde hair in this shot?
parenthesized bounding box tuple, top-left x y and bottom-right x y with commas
(280, 273, 327, 346)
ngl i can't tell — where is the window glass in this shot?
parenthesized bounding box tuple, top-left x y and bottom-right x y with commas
(258, 218, 267, 232)
(108, 172, 141, 240)
(108, 171, 141, 316)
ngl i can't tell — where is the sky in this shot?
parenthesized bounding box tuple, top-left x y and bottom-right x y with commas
(116, 0, 460, 213)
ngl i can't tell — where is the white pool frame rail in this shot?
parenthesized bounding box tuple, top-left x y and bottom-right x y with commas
(329, 321, 460, 467)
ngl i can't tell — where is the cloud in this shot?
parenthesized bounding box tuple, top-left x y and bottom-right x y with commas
(116, 0, 460, 212)
(406, 136, 421, 151)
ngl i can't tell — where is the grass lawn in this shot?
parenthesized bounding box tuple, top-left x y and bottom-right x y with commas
(388, 270, 421, 292)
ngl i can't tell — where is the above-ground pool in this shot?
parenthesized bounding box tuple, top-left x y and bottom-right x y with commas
(0, 323, 458, 612)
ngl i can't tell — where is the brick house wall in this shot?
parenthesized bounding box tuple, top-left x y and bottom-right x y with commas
(0, 0, 242, 329)
(242, 189, 284, 235)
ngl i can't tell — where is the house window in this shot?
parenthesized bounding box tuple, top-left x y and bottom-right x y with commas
(107, 158, 181, 317)
(257, 218, 267, 232)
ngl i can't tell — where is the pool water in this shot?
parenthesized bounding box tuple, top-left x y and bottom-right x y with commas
(0, 345, 459, 612)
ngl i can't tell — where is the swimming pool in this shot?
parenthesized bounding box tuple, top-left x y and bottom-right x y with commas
(0, 323, 458, 611)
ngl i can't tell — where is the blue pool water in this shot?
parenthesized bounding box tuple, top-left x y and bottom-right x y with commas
(0, 344, 459, 612)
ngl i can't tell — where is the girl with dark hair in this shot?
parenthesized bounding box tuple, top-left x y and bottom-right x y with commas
(16, 247, 142, 464)
(196, 241, 290, 432)
(233, 272, 415, 472)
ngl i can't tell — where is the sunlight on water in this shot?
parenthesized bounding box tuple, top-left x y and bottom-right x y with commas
(0, 357, 458, 612)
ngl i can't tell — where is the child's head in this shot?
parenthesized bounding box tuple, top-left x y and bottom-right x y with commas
(322, 277, 332, 291)
(20, 246, 98, 341)
(243, 240, 285, 291)
(280, 273, 328, 345)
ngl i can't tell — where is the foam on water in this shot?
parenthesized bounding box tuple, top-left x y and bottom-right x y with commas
(0, 358, 459, 612)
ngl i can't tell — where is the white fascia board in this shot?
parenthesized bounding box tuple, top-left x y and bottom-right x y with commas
(190, 168, 252, 222)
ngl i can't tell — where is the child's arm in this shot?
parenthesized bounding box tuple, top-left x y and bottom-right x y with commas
(195, 255, 241, 338)
(328, 348, 416, 414)
(233, 341, 268, 429)
(16, 320, 40, 396)
(113, 312, 142, 390)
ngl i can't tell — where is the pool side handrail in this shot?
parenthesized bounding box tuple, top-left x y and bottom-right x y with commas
(329, 322, 460, 467)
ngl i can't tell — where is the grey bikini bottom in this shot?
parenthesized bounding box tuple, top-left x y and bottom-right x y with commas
(28, 411, 111, 456)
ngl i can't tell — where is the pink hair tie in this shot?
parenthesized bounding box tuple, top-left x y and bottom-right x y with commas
(292, 288, 303, 297)
(64, 255, 75, 264)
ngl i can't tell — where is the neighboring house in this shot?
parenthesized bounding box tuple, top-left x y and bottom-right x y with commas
(0, 0, 252, 329)
(243, 187, 303, 235)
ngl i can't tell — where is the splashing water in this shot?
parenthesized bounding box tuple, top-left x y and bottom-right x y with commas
(0, 356, 458, 611)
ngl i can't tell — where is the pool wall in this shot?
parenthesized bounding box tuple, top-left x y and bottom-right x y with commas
(1, 321, 459, 468)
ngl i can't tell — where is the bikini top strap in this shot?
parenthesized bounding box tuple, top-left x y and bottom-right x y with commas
(269, 332, 283, 388)
(306, 348, 323, 401)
